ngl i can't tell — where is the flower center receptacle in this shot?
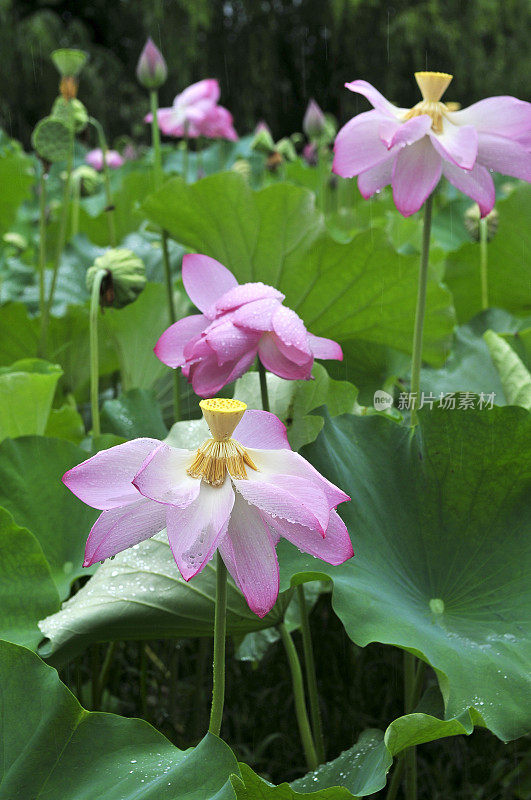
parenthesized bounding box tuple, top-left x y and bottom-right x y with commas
(187, 398, 258, 486)
(403, 71, 453, 134)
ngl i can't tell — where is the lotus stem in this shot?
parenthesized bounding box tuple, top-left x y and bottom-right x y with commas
(37, 167, 48, 355)
(41, 142, 74, 353)
(149, 89, 181, 421)
(480, 217, 489, 310)
(297, 583, 326, 763)
(258, 359, 270, 412)
(409, 193, 433, 426)
(89, 116, 116, 246)
(89, 267, 107, 437)
(279, 622, 319, 772)
(208, 552, 228, 736)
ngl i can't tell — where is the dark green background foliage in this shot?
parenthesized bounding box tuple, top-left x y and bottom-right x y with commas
(1, 0, 529, 146)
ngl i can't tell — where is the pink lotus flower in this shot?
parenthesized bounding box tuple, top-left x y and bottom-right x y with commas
(197, 104, 238, 141)
(85, 148, 124, 171)
(154, 254, 343, 397)
(333, 71, 531, 217)
(62, 401, 353, 617)
(145, 78, 237, 140)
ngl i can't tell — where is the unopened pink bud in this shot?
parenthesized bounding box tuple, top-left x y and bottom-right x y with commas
(303, 98, 326, 139)
(136, 37, 167, 90)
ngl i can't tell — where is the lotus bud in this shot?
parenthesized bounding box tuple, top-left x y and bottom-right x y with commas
(275, 137, 296, 162)
(251, 126, 276, 155)
(231, 158, 251, 182)
(254, 120, 272, 136)
(302, 141, 318, 166)
(136, 37, 167, 90)
(464, 204, 499, 241)
(86, 248, 146, 309)
(72, 165, 103, 196)
(3, 232, 28, 251)
(303, 98, 327, 140)
(51, 96, 89, 133)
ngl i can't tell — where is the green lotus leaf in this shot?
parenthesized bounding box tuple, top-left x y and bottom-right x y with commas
(445, 183, 531, 322)
(38, 533, 291, 666)
(277, 405, 530, 742)
(0, 437, 98, 598)
(484, 329, 531, 409)
(0, 359, 62, 442)
(0, 640, 239, 799)
(0, 508, 60, 649)
(32, 116, 72, 162)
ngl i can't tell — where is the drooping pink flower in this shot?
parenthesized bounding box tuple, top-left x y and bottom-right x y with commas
(333, 71, 531, 217)
(85, 148, 124, 171)
(197, 104, 238, 141)
(62, 401, 353, 617)
(145, 78, 220, 138)
(154, 254, 342, 397)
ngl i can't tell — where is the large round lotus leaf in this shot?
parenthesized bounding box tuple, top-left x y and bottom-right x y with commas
(0, 507, 60, 649)
(31, 116, 72, 162)
(0, 437, 98, 599)
(39, 533, 291, 666)
(277, 405, 530, 742)
(0, 640, 239, 799)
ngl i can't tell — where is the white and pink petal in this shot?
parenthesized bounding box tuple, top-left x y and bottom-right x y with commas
(62, 438, 160, 511)
(442, 160, 495, 217)
(233, 409, 290, 450)
(166, 478, 234, 581)
(132, 443, 199, 506)
(333, 111, 397, 178)
(219, 494, 279, 617)
(391, 137, 442, 217)
(266, 509, 354, 566)
(83, 498, 167, 566)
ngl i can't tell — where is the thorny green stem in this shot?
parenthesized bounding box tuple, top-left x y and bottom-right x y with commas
(479, 217, 489, 311)
(89, 116, 116, 246)
(149, 89, 181, 420)
(409, 194, 433, 426)
(208, 552, 228, 736)
(279, 623, 319, 772)
(297, 584, 326, 763)
(258, 359, 270, 412)
(89, 268, 107, 437)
